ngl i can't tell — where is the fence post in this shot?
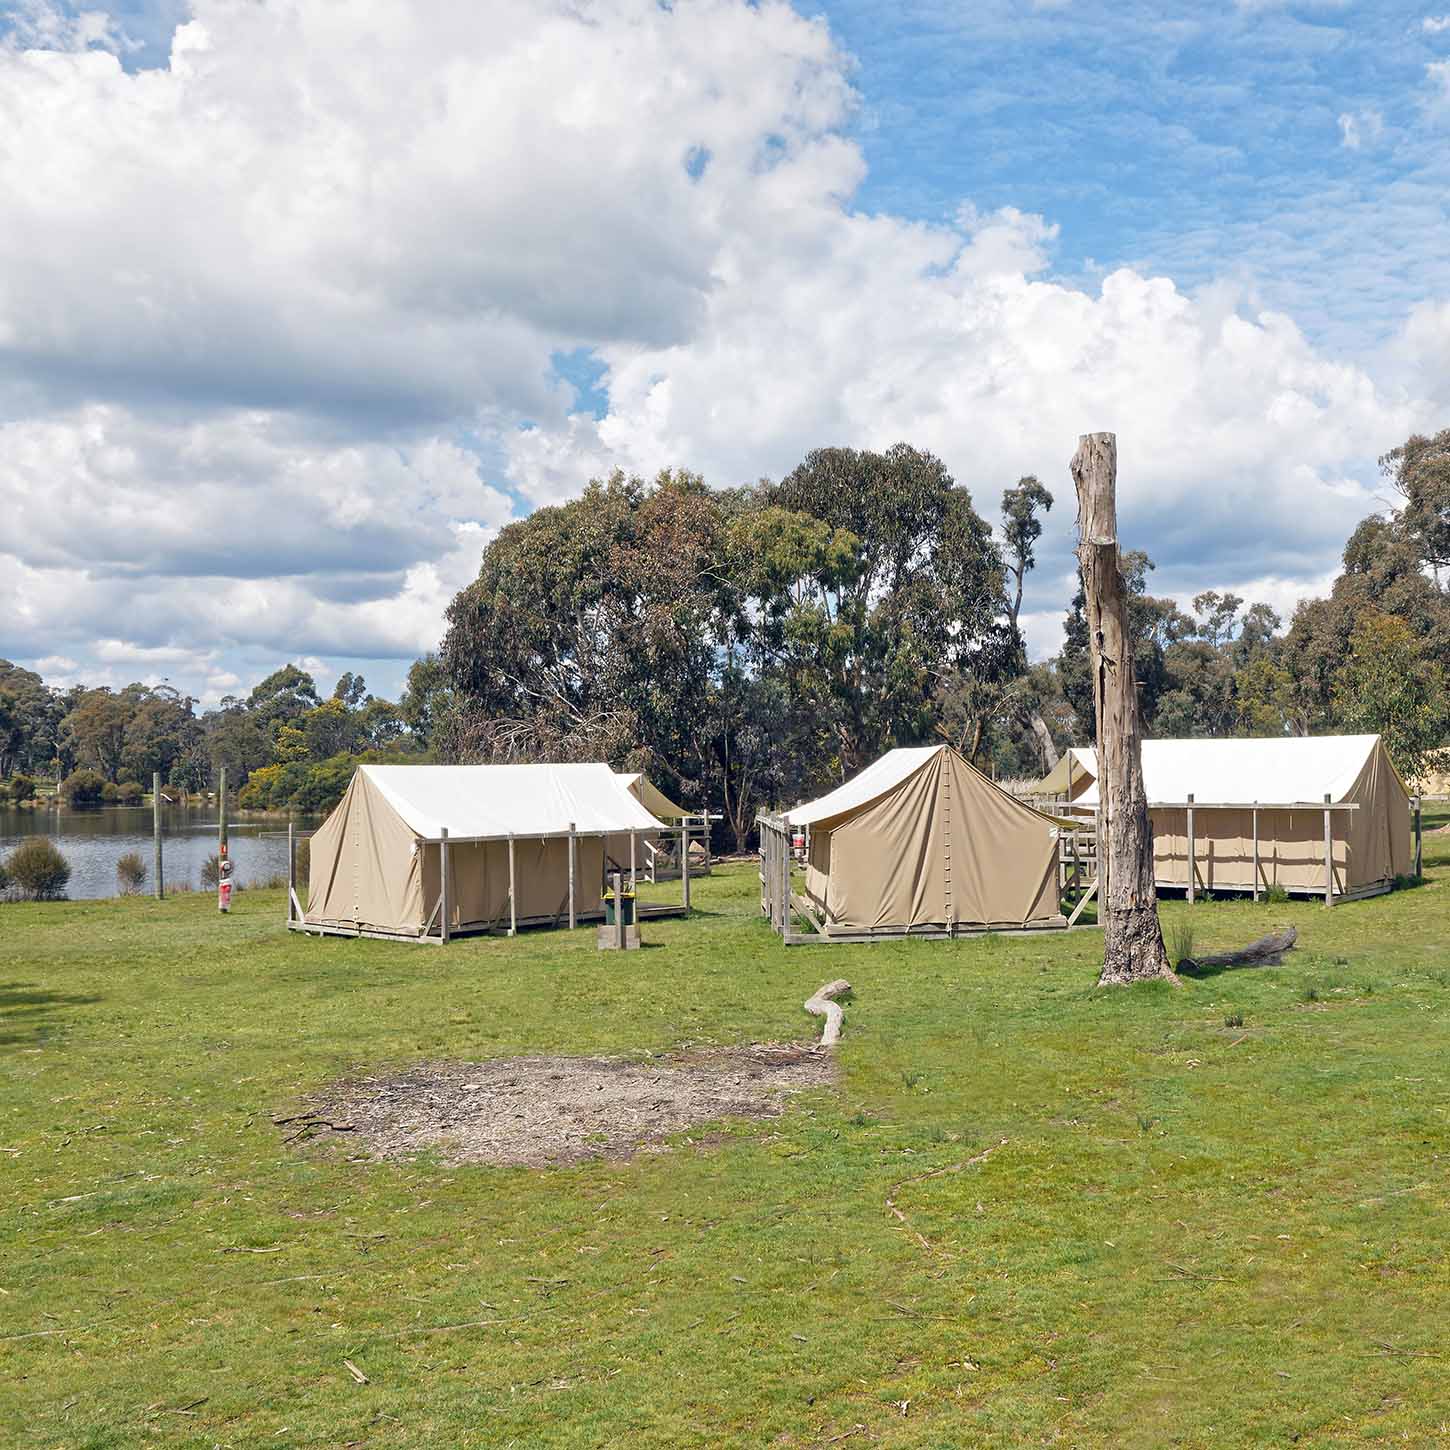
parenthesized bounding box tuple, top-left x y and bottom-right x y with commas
(287, 820, 296, 923)
(440, 827, 451, 943)
(629, 830, 637, 893)
(1186, 793, 1195, 905)
(508, 833, 517, 937)
(217, 766, 228, 913)
(153, 772, 164, 900)
(681, 823, 691, 912)
(1252, 805, 1260, 902)
(568, 824, 577, 930)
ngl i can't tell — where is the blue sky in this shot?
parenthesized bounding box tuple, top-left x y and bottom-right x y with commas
(822, 0, 1450, 349)
(1, 0, 1447, 707)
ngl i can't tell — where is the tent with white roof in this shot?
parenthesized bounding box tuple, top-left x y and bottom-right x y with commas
(1037, 735, 1410, 900)
(761, 743, 1071, 940)
(299, 763, 667, 941)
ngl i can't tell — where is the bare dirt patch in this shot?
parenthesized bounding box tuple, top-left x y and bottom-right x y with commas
(289, 1043, 834, 1168)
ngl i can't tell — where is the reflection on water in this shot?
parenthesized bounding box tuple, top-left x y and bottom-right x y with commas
(0, 803, 323, 900)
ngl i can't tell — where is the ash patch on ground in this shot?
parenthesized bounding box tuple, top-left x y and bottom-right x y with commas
(292, 1043, 834, 1167)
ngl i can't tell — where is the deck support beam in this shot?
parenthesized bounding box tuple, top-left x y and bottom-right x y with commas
(440, 827, 450, 943)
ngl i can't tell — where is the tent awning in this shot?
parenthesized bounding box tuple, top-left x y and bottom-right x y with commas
(617, 772, 690, 821)
(358, 763, 665, 841)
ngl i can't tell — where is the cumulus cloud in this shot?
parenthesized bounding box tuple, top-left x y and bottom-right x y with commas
(0, 0, 1443, 704)
(1424, 16, 1450, 34)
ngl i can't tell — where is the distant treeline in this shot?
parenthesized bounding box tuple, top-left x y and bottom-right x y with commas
(4, 430, 1447, 838)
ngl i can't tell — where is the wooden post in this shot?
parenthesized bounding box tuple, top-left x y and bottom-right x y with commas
(568, 823, 577, 930)
(612, 870, 624, 950)
(1186, 793, 1195, 905)
(287, 820, 295, 922)
(681, 823, 691, 912)
(1323, 793, 1333, 907)
(1071, 432, 1174, 985)
(629, 830, 637, 893)
(440, 827, 451, 943)
(153, 771, 164, 900)
(217, 766, 228, 913)
(508, 833, 517, 936)
(1252, 806, 1260, 902)
(1414, 797, 1423, 878)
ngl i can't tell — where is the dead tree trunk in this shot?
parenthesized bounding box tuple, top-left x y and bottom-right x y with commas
(1070, 432, 1176, 987)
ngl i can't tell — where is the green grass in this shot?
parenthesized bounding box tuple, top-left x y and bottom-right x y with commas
(3, 849, 1449, 1448)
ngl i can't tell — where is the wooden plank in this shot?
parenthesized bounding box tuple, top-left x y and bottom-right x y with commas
(789, 891, 827, 936)
(1067, 877, 1099, 926)
(508, 833, 517, 937)
(1187, 793, 1196, 906)
(568, 824, 577, 930)
(440, 827, 451, 943)
(153, 771, 164, 900)
(1252, 806, 1260, 902)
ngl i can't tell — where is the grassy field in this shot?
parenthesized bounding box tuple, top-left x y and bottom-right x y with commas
(3, 831, 1449, 1448)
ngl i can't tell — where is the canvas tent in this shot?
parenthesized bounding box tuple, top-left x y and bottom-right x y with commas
(1032, 748, 1096, 804)
(1051, 735, 1411, 902)
(296, 763, 669, 942)
(758, 743, 1071, 942)
(617, 772, 689, 820)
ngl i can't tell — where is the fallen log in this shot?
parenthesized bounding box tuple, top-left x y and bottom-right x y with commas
(805, 979, 851, 1047)
(1179, 926, 1297, 971)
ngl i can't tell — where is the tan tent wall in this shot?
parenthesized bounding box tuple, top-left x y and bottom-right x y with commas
(1143, 739, 1410, 896)
(419, 836, 605, 931)
(306, 772, 611, 936)
(800, 748, 1063, 932)
(306, 772, 425, 934)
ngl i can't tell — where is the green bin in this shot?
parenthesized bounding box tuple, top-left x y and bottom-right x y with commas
(604, 890, 637, 926)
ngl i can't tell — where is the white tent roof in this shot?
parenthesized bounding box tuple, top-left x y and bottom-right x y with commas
(786, 745, 944, 826)
(1072, 735, 1387, 807)
(358, 763, 665, 841)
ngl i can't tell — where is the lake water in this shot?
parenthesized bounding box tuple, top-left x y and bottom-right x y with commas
(0, 804, 323, 900)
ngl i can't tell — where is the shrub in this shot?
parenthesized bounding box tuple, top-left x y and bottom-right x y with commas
(8, 774, 37, 804)
(0, 856, 10, 895)
(1264, 883, 1289, 905)
(1164, 917, 1196, 970)
(5, 837, 71, 900)
(1224, 1011, 1244, 1028)
(116, 851, 147, 894)
(100, 782, 120, 803)
(115, 781, 144, 806)
(61, 769, 107, 808)
(201, 853, 221, 888)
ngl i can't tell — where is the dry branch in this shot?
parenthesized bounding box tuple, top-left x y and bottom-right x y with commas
(805, 979, 851, 1047)
(1179, 926, 1298, 971)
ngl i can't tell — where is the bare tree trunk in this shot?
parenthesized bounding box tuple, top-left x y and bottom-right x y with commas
(1029, 711, 1059, 774)
(1070, 433, 1175, 987)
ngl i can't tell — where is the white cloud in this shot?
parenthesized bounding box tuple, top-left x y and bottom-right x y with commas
(0, 0, 1443, 702)
(1423, 16, 1450, 34)
(1337, 109, 1383, 149)
(1428, 58, 1450, 110)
